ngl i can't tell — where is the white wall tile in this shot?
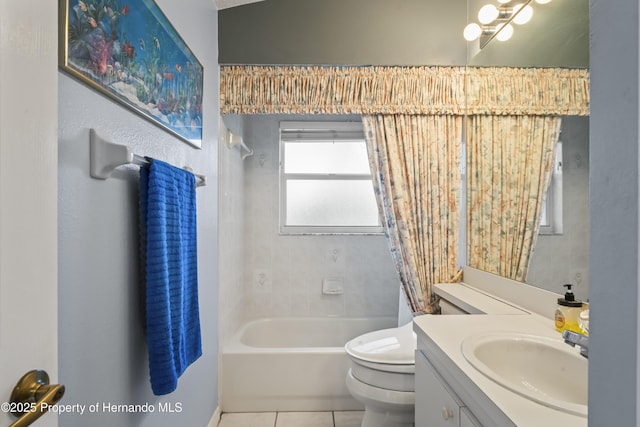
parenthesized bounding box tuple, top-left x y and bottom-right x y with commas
(220, 115, 401, 333)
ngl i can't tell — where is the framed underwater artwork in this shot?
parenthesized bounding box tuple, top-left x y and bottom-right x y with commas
(59, 0, 203, 147)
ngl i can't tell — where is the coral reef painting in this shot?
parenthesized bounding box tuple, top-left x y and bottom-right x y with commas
(60, 0, 203, 147)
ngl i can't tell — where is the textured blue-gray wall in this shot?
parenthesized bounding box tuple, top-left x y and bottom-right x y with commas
(58, 0, 219, 425)
(589, 0, 639, 425)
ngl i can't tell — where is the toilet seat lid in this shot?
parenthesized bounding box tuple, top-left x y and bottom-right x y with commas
(345, 321, 416, 365)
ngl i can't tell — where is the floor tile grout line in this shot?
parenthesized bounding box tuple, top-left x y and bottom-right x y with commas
(218, 410, 364, 427)
(272, 411, 337, 427)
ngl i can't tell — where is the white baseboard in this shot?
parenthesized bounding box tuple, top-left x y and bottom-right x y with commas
(207, 406, 221, 427)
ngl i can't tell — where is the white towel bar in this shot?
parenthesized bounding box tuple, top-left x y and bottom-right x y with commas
(89, 129, 206, 187)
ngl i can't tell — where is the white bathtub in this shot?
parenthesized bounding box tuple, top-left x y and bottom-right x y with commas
(221, 317, 397, 412)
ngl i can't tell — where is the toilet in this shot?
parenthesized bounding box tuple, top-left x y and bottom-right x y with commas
(345, 299, 465, 427)
(344, 322, 417, 427)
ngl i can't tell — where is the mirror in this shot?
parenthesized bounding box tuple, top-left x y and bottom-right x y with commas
(526, 116, 589, 300)
(465, 0, 589, 300)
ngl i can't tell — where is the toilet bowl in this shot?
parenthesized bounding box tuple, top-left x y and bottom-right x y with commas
(344, 322, 417, 427)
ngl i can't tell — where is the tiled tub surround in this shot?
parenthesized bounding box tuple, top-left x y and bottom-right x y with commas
(221, 316, 396, 412)
(414, 267, 588, 427)
(241, 115, 401, 321)
(218, 120, 246, 344)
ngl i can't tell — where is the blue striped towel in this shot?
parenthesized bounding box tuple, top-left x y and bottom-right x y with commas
(140, 159, 202, 396)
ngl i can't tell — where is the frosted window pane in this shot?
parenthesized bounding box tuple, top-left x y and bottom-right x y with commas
(284, 141, 371, 174)
(286, 180, 379, 226)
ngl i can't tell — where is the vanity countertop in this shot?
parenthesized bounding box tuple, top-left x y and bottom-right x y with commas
(413, 277, 587, 427)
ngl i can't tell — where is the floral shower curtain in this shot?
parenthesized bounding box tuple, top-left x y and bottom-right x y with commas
(363, 115, 463, 314)
(466, 115, 562, 281)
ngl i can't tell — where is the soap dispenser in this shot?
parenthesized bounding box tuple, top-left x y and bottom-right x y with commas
(554, 284, 584, 333)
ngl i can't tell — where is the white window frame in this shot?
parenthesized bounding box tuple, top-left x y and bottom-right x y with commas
(279, 121, 383, 235)
(539, 141, 563, 235)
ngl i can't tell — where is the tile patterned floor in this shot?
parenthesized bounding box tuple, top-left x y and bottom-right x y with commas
(218, 411, 364, 427)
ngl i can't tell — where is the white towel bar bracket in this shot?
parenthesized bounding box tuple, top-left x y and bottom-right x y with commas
(89, 129, 134, 180)
(226, 130, 254, 160)
(89, 129, 207, 187)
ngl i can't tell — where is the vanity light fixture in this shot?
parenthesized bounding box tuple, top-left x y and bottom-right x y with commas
(464, 0, 546, 48)
(495, 23, 514, 41)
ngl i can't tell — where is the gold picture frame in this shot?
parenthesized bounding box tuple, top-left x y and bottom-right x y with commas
(59, 0, 204, 147)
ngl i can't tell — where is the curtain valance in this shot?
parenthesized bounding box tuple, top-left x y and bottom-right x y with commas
(220, 66, 467, 115)
(466, 67, 589, 116)
(220, 65, 589, 116)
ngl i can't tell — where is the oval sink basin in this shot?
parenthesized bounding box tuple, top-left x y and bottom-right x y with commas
(461, 333, 588, 417)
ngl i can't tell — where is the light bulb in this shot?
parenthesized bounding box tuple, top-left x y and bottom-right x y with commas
(497, 0, 511, 3)
(512, 5, 533, 25)
(478, 4, 499, 24)
(463, 23, 482, 41)
(535, 0, 552, 4)
(495, 23, 514, 41)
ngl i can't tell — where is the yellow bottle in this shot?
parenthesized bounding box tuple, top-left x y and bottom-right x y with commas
(554, 284, 584, 333)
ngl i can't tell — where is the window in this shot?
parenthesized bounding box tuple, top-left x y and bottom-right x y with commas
(539, 141, 563, 235)
(279, 121, 382, 234)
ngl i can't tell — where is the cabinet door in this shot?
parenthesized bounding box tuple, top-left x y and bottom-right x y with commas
(415, 350, 462, 427)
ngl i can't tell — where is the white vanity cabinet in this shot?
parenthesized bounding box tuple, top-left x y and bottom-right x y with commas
(415, 350, 482, 427)
(414, 274, 588, 427)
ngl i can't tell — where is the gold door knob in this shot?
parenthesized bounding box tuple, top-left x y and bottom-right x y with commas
(9, 370, 65, 427)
